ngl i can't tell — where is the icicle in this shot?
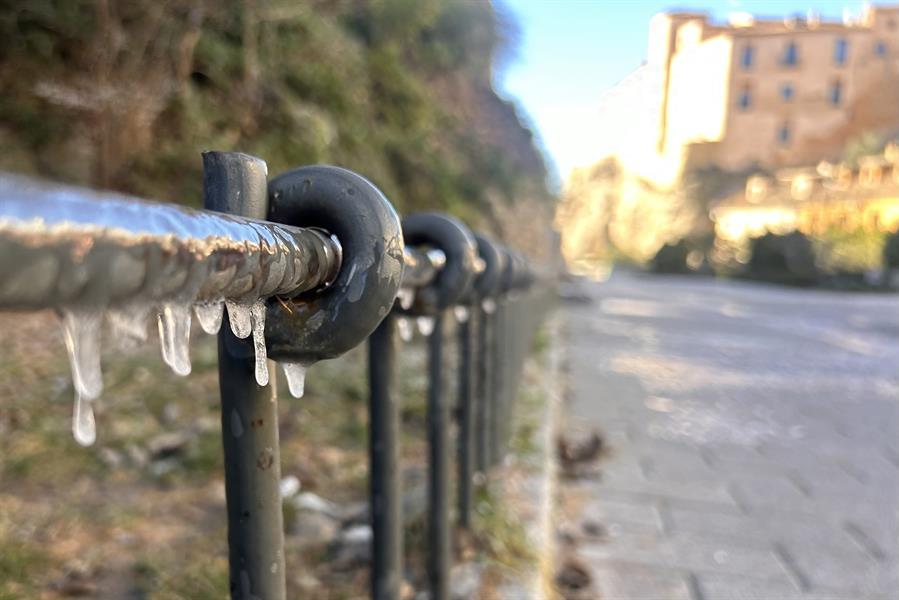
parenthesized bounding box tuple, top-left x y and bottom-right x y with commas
(396, 287, 415, 310)
(107, 304, 150, 349)
(72, 391, 96, 447)
(250, 300, 269, 387)
(281, 362, 307, 399)
(397, 317, 414, 342)
(157, 303, 192, 376)
(482, 299, 497, 314)
(194, 299, 225, 335)
(225, 300, 253, 339)
(454, 306, 470, 323)
(61, 309, 102, 447)
(416, 316, 435, 336)
(61, 309, 104, 400)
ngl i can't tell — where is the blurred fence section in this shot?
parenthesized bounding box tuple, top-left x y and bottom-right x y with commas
(0, 151, 551, 600)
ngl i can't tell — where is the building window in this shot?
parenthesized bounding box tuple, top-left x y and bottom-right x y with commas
(830, 79, 842, 106)
(780, 83, 794, 102)
(738, 85, 752, 110)
(782, 41, 799, 65)
(778, 122, 791, 145)
(834, 38, 848, 65)
(741, 45, 754, 70)
(875, 41, 887, 57)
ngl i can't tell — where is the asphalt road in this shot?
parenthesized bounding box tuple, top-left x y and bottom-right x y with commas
(559, 271, 899, 600)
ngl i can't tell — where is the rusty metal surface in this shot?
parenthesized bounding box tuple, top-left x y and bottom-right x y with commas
(0, 173, 342, 310)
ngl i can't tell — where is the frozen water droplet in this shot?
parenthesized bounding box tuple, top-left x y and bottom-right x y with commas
(397, 317, 413, 342)
(194, 300, 224, 335)
(72, 391, 96, 447)
(107, 304, 150, 349)
(157, 303, 192, 376)
(482, 299, 497, 314)
(396, 287, 415, 310)
(225, 300, 253, 339)
(454, 306, 470, 323)
(281, 362, 307, 398)
(279, 475, 301, 499)
(250, 300, 268, 387)
(416, 316, 435, 336)
(230, 408, 244, 438)
(61, 308, 104, 400)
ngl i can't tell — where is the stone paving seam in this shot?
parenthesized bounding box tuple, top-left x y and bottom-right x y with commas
(842, 521, 888, 562)
(772, 542, 812, 592)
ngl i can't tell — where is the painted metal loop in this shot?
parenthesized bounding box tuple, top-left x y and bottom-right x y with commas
(508, 251, 533, 291)
(401, 212, 478, 313)
(473, 234, 504, 301)
(264, 165, 404, 364)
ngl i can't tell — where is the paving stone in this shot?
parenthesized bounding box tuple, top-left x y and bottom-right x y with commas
(588, 560, 695, 600)
(777, 542, 899, 596)
(663, 504, 850, 551)
(695, 573, 892, 600)
(579, 533, 787, 579)
(559, 274, 899, 599)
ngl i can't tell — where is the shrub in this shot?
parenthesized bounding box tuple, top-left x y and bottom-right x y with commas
(650, 240, 690, 274)
(884, 230, 899, 270)
(745, 231, 819, 286)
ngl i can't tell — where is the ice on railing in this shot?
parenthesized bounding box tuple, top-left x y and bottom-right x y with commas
(194, 300, 224, 335)
(58, 296, 295, 446)
(281, 362, 307, 399)
(62, 309, 103, 446)
(250, 301, 268, 387)
(158, 304, 193, 376)
(416, 316, 435, 336)
(396, 287, 415, 310)
(225, 301, 253, 339)
(397, 317, 414, 342)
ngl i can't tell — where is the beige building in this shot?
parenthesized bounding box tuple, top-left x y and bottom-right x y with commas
(603, 4, 899, 185)
(558, 5, 899, 267)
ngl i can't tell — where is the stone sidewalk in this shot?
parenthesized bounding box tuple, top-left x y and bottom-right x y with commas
(558, 272, 899, 600)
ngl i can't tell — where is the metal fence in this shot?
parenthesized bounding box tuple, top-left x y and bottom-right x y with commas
(0, 151, 550, 600)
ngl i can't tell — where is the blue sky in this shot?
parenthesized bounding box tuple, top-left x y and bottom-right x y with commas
(497, 0, 885, 181)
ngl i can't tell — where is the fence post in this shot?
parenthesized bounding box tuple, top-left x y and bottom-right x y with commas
(489, 295, 506, 466)
(455, 305, 475, 529)
(426, 310, 450, 600)
(203, 152, 287, 600)
(368, 313, 402, 600)
(475, 303, 492, 475)
(401, 212, 478, 600)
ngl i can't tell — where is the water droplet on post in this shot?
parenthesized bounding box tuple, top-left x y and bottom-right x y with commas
(281, 362, 307, 398)
(194, 299, 224, 335)
(397, 287, 415, 310)
(157, 303, 192, 376)
(225, 300, 253, 339)
(416, 316, 435, 336)
(454, 306, 470, 323)
(397, 317, 413, 342)
(250, 300, 268, 387)
(230, 408, 244, 438)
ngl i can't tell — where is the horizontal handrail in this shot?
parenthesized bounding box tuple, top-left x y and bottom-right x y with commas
(0, 173, 343, 310)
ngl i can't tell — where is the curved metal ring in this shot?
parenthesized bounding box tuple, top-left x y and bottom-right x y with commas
(265, 165, 404, 364)
(401, 212, 478, 313)
(473, 234, 503, 300)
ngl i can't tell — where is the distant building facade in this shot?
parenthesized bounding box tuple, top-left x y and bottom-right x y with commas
(711, 144, 899, 242)
(599, 5, 899, 186)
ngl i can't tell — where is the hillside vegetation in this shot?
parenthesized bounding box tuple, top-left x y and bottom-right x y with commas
(0, 0, 551, 247)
